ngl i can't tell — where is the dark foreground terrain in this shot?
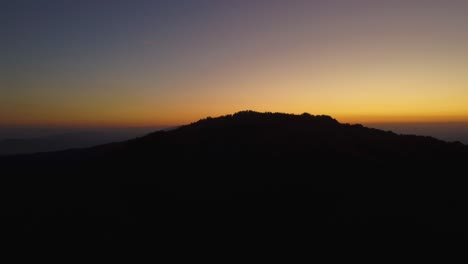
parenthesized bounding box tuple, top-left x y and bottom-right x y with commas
(2, 111, 467, 251)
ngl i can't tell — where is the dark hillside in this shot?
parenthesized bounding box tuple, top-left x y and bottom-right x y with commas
(2, 111, 467, 248)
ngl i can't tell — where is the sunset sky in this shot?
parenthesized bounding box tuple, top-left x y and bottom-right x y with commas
(2, 0, 468, 127)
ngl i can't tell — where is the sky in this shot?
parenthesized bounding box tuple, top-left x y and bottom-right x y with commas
(2, 0, 468, 128)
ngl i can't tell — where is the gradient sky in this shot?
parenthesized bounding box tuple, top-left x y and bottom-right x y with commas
(2, 0, 468, 127)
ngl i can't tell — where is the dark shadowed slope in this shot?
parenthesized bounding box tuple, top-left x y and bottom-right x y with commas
(2, 111, 468, 249)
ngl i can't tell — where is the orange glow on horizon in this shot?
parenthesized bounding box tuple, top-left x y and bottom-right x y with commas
(2, 2, 468, 128)
(2, 110, 468, 128)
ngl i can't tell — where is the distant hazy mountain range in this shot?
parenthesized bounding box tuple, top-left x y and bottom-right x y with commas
(0, 128, 168, 155)
(365, 122, 468, 145)
(2, 111, 467, 247)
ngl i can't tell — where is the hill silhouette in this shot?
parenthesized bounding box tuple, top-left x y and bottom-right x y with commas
(2, 111, 468, 248)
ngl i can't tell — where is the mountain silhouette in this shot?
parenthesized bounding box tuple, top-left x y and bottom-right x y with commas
(2, 111, 467, 248)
